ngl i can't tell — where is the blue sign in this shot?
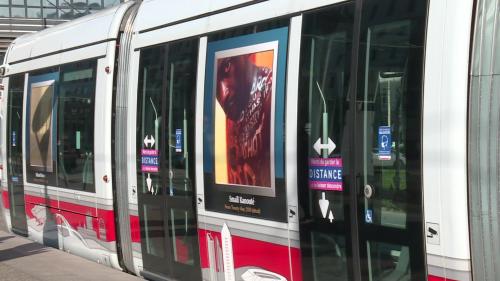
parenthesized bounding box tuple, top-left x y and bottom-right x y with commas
(11, 176, 19, 183)
(365, 209, 373, 224)
(175, 129, 182, 153)
(378, 126, 391, 160)
(141, 155, 159, 166)
(11, 131, 16, 147)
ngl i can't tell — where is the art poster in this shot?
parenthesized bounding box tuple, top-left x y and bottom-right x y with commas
(203, 27, 288, 222)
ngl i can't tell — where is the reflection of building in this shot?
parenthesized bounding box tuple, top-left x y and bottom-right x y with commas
(0, 0, 125, 62)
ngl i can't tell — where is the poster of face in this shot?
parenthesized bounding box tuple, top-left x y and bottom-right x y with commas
(204, 27, 288, 222)
(214, 45, 276, 193)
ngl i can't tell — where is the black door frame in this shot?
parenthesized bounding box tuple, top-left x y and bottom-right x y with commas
(137, 42, 201, 281)
(6, 74, 28, 237)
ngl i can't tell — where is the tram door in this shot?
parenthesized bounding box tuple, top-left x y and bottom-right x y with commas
(297, 0, 427, 280)
(6, 75, 28, 236)
(136, 38, 201, 281)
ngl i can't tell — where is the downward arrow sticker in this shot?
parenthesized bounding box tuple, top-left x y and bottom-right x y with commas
(319, 192, 329, 218)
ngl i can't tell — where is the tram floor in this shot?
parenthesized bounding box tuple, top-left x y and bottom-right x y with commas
(0, 229, 142, 281)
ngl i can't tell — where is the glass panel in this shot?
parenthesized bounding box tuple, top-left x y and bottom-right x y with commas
(361, 20, 412, 229)
(367, 241, 410, 281)
(7, 75, 26, 225)
(72, 0, 88, 15)
(42, 0, 54, 7)
(359, 0, 427, 279)
(169, 208, 196, 265)
(11, 7, 25, 18)
(26, 0, 40, 6)
(11, 0, 25, 5)
(137, 47, 164, 196)
(57, 60, 96, 192)
(103, 0, 117, 7)
(297, 3, 354, 281)
(88, 0, 100, 10)
(143, 204, 166, 258)
(0, 1, 8, 5)
(165, 40, 197, 197)
(59, 9, 73, 19)
(311, 232, 348, 281)
(43, 7, 56, 18)
(59, 0, 70, 7)
(0, 6, 9, 17)
(27, 7, 41, 18)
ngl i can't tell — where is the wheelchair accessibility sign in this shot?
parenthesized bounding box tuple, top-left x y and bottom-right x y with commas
(365, 209, 373, 224)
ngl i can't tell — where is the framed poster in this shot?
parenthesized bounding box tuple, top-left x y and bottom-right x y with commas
(26, 72, 59, 186)
(203, 27, 288, 222)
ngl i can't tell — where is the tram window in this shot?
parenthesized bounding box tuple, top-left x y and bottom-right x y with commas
(7, 74, 25, 181)
(297, 3, 354, 281)
(164, 39, 198, 197)
(359, 19, 415, 229)
(57, 60, 96, 192)
(137, 46, 164, 195)
(0, 7, 9, 18)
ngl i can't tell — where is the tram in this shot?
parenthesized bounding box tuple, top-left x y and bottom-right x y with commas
(0, 0, 491, 280)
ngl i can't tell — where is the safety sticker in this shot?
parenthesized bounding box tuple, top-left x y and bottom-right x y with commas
(141, 149, 159, 173)
(309, 157, 343, 191)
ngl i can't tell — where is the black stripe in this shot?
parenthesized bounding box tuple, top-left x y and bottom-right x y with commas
(138, 0, 269, 34)
(8, 38, 116, 65)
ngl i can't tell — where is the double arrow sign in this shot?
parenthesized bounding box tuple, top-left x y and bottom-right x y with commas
(144, 135, 155, 148)
(313, 138, 336, 156)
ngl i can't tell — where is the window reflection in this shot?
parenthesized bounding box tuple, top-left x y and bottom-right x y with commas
(57, 60, 96, 192)
(297, 3, 354, 281)
(361, 20, 413, 229)
(27, 7, 41, 18)
(0, 0, 121, 19)
(11, 7, 25, 18)
(26, 0, 40, 6)
(0, 6, 9, 17)
(137, 47, 164, 195)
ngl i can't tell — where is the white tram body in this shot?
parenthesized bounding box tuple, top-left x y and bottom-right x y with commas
(0, 0, 491, 281)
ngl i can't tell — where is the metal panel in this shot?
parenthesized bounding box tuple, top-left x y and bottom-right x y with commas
(113, 2, 140, 274)
(469, 0, 500, 279)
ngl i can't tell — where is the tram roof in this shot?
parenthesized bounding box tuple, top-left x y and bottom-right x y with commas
(133, 0, 255, 34)
(5, 1, 134, 65)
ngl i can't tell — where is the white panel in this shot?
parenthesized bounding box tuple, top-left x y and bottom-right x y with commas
(133, 0, 347, 50)
(134, 0, 253, 33)
(93, 56, 115, 202)
(285, 16, 302, 232)
(1, 77, 9, 189)
(6, 43, 108, 76)
(423, 0, 474, 263)
(195, 37, 207, 209)
(5, 2, 133, 65)
(127, 49, 141, 207)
